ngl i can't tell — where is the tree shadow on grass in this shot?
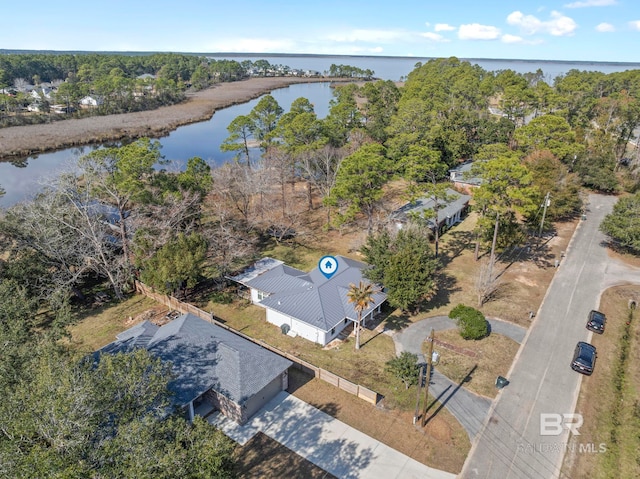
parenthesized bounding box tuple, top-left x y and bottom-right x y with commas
(439, 230, 477, 268)
(423, 271, 460, 312)
(383, 312, 412, 331)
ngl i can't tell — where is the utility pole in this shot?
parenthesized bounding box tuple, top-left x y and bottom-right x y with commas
(421, 328, 435, 427)
(487, 212, 500, 283)
(538, 192, 550, 238)
(413, 364, 424, 424)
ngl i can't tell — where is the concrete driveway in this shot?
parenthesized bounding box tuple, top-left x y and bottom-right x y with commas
(459, 193, 638, 479)
(209, 391, 456, 479)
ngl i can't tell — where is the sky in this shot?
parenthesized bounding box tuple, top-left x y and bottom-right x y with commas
(3, 0, 640, 62)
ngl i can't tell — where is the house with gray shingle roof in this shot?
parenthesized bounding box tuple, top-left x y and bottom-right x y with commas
(99, 313, 292, 424)
(391, 187, 471, 234)
(230, 256, 386, 346)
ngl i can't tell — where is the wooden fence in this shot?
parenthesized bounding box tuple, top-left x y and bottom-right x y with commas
(134, 281, 380, 405)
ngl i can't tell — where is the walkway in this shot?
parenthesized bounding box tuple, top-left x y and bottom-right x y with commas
(392, 316, 527, 439)
(209, 391, 456, 479)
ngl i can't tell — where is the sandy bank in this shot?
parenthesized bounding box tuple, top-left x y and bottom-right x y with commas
(0, 77, 347, 160)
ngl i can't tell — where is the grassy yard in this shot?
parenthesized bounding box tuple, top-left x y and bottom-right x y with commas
(562, 283, 640, 478)
(428, 329, 521, 398)
(67, 294, 162, 351)
(67, 182, 579, 476)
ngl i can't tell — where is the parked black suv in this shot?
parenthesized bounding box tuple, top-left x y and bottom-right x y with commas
(586, 310, 606, 334)
(571, 341, 597, 375)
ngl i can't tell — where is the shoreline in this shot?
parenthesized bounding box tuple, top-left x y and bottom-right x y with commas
(0, 77, 350, 161)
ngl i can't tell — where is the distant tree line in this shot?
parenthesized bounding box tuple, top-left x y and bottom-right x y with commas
(0, 53, 320, 127)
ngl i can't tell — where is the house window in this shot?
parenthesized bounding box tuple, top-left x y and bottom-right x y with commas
(331, 327, 335, 336)
(257, 290, 267, 301)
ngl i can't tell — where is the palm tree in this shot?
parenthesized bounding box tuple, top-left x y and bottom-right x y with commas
(347, 280, 378, 350)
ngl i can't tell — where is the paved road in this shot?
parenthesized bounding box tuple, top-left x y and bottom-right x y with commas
(459, 194, 631, 479)
(209, 391, 456, 479)
(393, 316, 526, 439)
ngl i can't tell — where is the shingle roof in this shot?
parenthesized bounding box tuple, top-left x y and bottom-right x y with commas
(99, 314, 291, 407)
(391, 188, 470, 229)
(243, 255, 387, 332)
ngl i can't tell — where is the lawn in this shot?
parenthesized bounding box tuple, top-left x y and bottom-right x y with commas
(429, 329, 521, 398)
(67, 180, 579, 476)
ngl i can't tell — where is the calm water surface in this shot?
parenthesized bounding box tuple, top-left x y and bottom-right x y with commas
(2, 55, 640, 207)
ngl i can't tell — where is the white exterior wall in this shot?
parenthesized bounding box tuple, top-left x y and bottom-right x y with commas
(250, 288, 261, 304)
(265, 309, 330, 345)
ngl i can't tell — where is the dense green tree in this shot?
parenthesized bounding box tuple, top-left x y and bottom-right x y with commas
(330, 143, 392, 234)
(360, 80, 400, 142)
(248, 94, 283, 150)
(139, 232, 208, 295)
(322, 85, 363, 147)
(386, 351, 420, 389)
(523, 150, 582, 223)
(600, 193, 640, 254)
(513, 114, 580, 163)
(472, 146, 538, 256)
(177, 156, 213, 196)
(362, 227, 438, 313)
(221, 114, 255, 165)
(0, 346, 236, 478)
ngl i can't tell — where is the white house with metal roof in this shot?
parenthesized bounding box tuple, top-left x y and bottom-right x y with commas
(391, 187, 471, 234)
(230, 256, 386, 346)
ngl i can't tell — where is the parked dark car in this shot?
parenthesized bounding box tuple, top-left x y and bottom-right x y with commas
(586, 310, 606, 334)
(571, 341, 597, 375)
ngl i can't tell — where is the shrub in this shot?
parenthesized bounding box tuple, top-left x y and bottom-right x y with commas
(385, 351, 420, 389)
(449, 304, 488, 340)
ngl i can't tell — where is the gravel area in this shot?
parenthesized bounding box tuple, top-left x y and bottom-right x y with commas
(0, 77, 339, 160)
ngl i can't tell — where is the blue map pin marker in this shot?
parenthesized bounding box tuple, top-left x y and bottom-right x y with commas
(319, 255, 338, 279)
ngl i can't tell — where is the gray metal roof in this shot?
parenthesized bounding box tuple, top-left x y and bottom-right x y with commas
(449, 161, 482, 186)
(228, 257, 284, 284)
(391, 188, 471, 228)
(253, 255, 387, 332)
(100, 314, 292, 407)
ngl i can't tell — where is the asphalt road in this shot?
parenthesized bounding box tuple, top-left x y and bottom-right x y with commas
(459, 193, 623, 479)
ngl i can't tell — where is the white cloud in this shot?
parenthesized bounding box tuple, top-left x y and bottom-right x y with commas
(501, 34, 524, 43)
(564, 0, 616, 7)
(421, 32, 448, 42)
(325, 28, 412, 44)
(458, 23, 501, 40)
(507, 10, 577, 36)
(630, 20, 640, 31)
(595, 22, 615, 32)
(434, 23, 456, 32)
